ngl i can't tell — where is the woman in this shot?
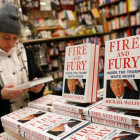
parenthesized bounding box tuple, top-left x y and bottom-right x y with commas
(0, 2, 45, 132)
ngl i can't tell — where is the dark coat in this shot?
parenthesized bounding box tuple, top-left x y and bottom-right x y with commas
(65, 85, 85, 95)
(107, 86, 139, 99)
(74, 85, 85, 95)
(0, 48, 45, 133)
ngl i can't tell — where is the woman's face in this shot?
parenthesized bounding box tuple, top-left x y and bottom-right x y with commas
(0, 32, 18, 52)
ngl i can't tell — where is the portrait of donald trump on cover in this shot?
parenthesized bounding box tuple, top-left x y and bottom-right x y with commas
(106, 79, 140, 99)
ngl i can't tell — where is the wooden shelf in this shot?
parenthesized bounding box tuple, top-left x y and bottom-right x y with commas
(131, 24, 140, 27)
(22, 32, 111, 44)
(129, 9, 140, 14)
(98, 0, 123, 8)
(106, 12, 127, 20)
(111, 26, 129, 31)
(36, 26, 63, 31)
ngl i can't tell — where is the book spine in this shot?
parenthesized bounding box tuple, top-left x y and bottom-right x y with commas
(13, 82, 31, 90)
(53, 108, 86, 120)
(88, 108, 136, 126)
(24, 126, 48, 140)
(28, 103, 46, 111)
(1, 117, 17, 129)
(52, 103, 79, 114)
(24, 133, 42, 140)
(2, 123, 21, 135)
(91, 117, 137, 133)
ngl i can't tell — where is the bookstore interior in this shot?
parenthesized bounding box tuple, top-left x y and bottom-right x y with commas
(1, 0, 140, 139)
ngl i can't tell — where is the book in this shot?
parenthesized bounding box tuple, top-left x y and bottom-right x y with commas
(64, 123, 140, 140)
(2, 123, 41, 140)
(90, 117, 140, 134)
(62, 43, 100, 103)
(23, 112, 90, 140)
(21, 131, 42, 140)
(0, 132, 18, 140)
(2, 122, 21, 136)
(52, 98, 103, 114)
(1, 107, 46, 130)
(84, 100, 140, 127)
(12, 75, 53, 90)
(103, 35, 140, 109)
(28, 95, 62, 112)
(53, 108, 88, 120)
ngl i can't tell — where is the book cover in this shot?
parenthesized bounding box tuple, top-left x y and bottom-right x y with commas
(103, 35, 140, 109)
(28, 95, 62, 112)
(63, 123, 140, 140)
(62, 43, 100, 103)
(52, 98, 103, 114)
(0, 132, 18, 140)
(23, 112, 90, 140)
(13, 75, 53, 90)
(84, 100, 140, 127)
(1, 107, 46, 130)
(91, 117, 140, 134)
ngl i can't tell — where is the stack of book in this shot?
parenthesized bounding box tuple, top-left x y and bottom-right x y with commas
(64, 123, 140, 140)
(28, 94, 62, 112)
(1, 107, 90, 140)
(0, 132, 18, 140)
(62, 43, 100, 103)
(2, 35, 140, 140)
(52, 98, 102, 120)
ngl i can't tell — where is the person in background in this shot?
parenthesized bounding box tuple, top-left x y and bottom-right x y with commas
(0, 2, 45, 132)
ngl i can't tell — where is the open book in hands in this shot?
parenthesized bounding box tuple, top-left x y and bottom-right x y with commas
(12, 75, 53, 90)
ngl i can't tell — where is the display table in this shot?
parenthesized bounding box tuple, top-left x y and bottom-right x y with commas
(4, 128, 28, 140)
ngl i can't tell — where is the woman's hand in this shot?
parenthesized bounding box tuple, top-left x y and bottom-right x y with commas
(28, 78, 44, 93)
(1, 84, 28, 100)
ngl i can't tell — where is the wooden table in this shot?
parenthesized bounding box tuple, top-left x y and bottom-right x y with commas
(4, 128, 28, 140)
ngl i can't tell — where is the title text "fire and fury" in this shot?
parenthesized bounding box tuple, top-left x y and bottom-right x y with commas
(108, 37, 140, 70)
(67, 45, 87, 70)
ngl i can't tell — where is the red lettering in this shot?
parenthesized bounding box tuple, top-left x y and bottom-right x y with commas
(123, 58, 131, 68)
(109, 41, 115, 52)
(132, 37, 139, 49)
(83, 45, 87, 55)
(132, 56, 140, 68)
(68, 48, 72, 56)
(122, 39, 129, 50)
(76, 46, 81, 55)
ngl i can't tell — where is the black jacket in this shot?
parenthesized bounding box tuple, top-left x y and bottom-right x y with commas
(0, 48, 45, 133)
(107, 86, 139, 99)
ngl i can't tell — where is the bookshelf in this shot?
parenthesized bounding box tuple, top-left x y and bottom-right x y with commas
(97, 0, 140, 39)
(36, 26, 64, 31)
(98, 0, 123, 8)
(22, 32, 111, 44)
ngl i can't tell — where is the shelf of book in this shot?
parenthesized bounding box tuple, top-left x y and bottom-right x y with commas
(106, 12, 127, 20)
(22, 32, 111, 44)
(131, 25, 140, 27)
(36, 26, 64, 31)
(111, 26, 129, 31)
(129, 9, 140, 14)
(98, 0, 123, 8)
